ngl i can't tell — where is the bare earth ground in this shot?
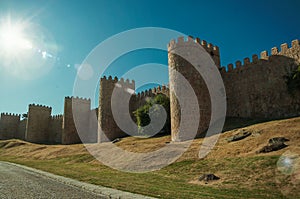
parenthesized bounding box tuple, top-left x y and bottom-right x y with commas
(0, 117, 299, 198)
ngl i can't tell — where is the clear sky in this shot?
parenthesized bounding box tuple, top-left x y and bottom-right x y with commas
(0, 0, 299, 115)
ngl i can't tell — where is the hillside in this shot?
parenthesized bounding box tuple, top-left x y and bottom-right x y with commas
(0, 117, 299, 198)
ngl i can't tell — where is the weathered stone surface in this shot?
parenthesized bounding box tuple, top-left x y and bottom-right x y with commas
(198, 174, 220, 182)
(222, 40, 300, 119)
(25, 104, 52, 144)
(98, 76, 135, 143)
(168, 37, 217, 141)
(268, 137, 289, 144)
(258, 142, 288, 153)
(0, 113, 20, 140)
(88, 108, 98, 143)
(62, 97, 91, 145)
(1, 37, 300, 144)
(17, 119, 27, 140)
(227, 131, 251, 142)
(49, 115, 63, 144)
(168, 37, 300, 142)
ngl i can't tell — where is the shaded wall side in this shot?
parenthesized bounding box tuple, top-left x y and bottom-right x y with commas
(0, 114, 20, 139)
(88, 108, 98, 143)
(62, 98, 91, 144)
(25, 105, 51, 143)
(49, 116, 63, 144)
(17, 119, 27, 140)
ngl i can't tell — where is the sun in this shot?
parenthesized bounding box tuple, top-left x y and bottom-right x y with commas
(0, 20, 33, 55)
(0, 16, 59, 79)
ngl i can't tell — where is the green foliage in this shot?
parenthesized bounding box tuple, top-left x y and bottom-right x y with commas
(134, 94, 170, 135)
(285, 65, 300, 95)
(22, 113, 28, 119)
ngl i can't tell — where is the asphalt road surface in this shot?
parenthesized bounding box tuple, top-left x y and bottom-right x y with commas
(0, 161, 104, 199)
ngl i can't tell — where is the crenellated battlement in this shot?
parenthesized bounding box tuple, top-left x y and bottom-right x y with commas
(101, 75, 135, 90)
(168, 36, 220, 56)
(101, 75, 118, 82)
(134, 89, 153, 100)
(270, 39, 300, 55)
(51, 115, 63, 119)
(29, 104, 52, 110)
(119, 77, 135, 86)
(153, 85, 169, 95)
(168, 36, 221, 67)
(224, 55, 260, 72)
(133, 84, 170, 101)
(101, 75, 135, 84)
(1, 112, 21, 117)
(65, 96, 90, 103)
(221, 39, 300, 73)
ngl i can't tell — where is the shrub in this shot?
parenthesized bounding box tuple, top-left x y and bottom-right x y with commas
(134, 94, 170, 135)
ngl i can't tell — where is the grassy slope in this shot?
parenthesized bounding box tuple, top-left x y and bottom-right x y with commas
(0, 117, 300, 198)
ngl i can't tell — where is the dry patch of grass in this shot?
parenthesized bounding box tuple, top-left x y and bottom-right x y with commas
(115, 135, 171, 153)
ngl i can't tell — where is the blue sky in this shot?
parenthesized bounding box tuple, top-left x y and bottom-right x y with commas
(0, 0, 299, 115)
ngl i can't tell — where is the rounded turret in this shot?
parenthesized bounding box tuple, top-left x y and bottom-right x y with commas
(168, 36, 215, 141)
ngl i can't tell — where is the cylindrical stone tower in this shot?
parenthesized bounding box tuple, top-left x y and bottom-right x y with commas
(168, 36, 221, 141)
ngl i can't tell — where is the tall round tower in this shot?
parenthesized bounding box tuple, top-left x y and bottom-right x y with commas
(168, 36, 221, 141)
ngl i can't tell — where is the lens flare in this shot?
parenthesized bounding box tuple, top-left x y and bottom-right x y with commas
(0, 15, 59, 79)
(0, 22, 33, 54)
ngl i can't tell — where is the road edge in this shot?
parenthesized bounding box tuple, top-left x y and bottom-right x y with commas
(1, 161, 157, 199)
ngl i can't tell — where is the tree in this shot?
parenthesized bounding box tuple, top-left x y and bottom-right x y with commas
(134, 94, 170, 136)
(22, 113, 28, 119)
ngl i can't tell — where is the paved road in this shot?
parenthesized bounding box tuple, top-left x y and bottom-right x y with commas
(0, 161, 105, 199)
(0, 161, 155, 199)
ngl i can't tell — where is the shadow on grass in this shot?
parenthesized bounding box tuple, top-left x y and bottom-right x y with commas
(222, 115, 300, 132)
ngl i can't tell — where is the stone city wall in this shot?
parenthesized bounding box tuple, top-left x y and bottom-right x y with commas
(16, 119, 27, 140)
(220, 39, 300, 119)
(49, 115, 63, 144)
(1, 37, 299, 144)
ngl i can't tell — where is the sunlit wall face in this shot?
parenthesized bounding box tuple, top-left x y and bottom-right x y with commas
(0, 16, 58, 80)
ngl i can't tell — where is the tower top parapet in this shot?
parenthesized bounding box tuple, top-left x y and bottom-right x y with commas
(168, 36, 221, 67)
(29, 104, 52, 110)
(0, 112, 21, 117)
(168, 36, 220, 56)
